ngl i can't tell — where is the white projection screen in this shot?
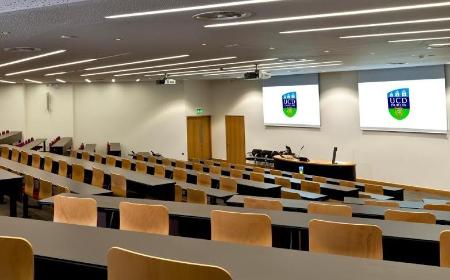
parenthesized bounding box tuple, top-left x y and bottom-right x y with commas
(262, 74, 321, 127)
(358, 65, 448, 134)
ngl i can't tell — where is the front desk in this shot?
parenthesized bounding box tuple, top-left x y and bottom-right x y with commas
(273, 155, 356, 181)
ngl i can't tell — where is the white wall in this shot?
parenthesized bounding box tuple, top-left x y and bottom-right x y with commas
(0, 85, 25, 132)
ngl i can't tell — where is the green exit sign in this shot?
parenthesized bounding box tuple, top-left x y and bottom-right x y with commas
(196, 108, 204, 115)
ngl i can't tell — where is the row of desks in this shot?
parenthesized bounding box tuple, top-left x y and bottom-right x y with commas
(0, 131, 22, 145)
(49, 137, 72, 155)
(22, 138, 47, 151)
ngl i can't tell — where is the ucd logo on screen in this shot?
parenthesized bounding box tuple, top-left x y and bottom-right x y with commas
(387, 88, 410, 121)
(282, 92, 297, 118)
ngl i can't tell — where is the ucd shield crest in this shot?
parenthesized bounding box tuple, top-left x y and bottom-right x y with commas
(282, 92, 297, 118)
(387, 88, 410, 120)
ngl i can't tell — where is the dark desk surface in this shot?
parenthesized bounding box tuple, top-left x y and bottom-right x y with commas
(52, 137, 72, 148)
(0, 168, 22, 181)
(0, 131, 22, 144)
(0, 158, 110, 196)
(22, 139, 46, 150)
(177, 181, 237, 199)
(279, 187, 328, 201)
(1, 216, 449, 280)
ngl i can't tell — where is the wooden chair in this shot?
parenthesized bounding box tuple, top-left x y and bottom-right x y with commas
(365, 200, 400, 208)
(53, 195, 97, 227)
(136, 154, 145, 161)
(174, 185, 183, 202)
(312, 175, 327, 183)
(253, 166, 265, 173)
(162, 158, 172, 167)
(11, 149, 20, 162)
(106, 156, 116, 167)
(154, 164, 166, 178)
(81, 151, 90, 161)
(29, 154, 40, 169)
(359, 192, 372, 199)
(220, 161, 230, 169)
(107, 247, 232, 280)
(270, 169, 282, 176)
(135, 161, 147, 174)
(301, 180, 321, 194)
(308, 202, 352, 217)
(250, 172, 265, 182)
(244, 197, 283, 211)
(424, 204, 450, 212)
(58, 160, 68, 177)
(70, 150, 77, 158)
(0, 146, 9, 159)
(0, 236, 34, 280)
(197, 173, 211, 187)
(364, 183, 384, 195)
(72, 164, 85, 183)
(275, 176, 291, 188)
(204, 160, 214, 166)
(339, 180, 355, 188)
(121, 159, 132, 170)
(55, 185, 70, 195)
(281, 190, 301, 200)
(187, 188, 207, 204)
(94, 154, 103, 163)
(230, 169, 243, 179)
(440, 231, 450, 267)
(173, 168, 187, 182)
(209, 166, 221, 175)
(119, 202, 169, 235)
(111, 173, 127, 197)
(20, 151, 28, 165)
(91, 167, 104, 188)
(309, 219, 383, 260)
(148, 156, 157, 164)
(385, 209, 436, 224)
(175, 160, 186, 169)
(43, 156, 53, 172)
(211, 210, 272, 247)
(38, 179, 53, 200)
(23, 175, 35, 200)
(219, 177, 237, 193)
(193, 163, 203, 172)
(234, 164, 246, 171)
(292, 173, 305, 180)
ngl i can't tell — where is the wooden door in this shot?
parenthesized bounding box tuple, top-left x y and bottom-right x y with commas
(187, 116, 211, 160)
(226, 115, 246, 164)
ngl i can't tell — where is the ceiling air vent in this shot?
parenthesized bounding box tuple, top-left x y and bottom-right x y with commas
(4, 47, 42, 53)
(193, 11, 252, 21)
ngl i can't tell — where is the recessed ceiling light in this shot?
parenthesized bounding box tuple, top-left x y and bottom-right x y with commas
(280, 17, 450, 34)
(205, 2, 450, 28)
(323, 50, 330, 53)
(84, 54, 189, 71)
(341, 28, 450, 39)
(201, 43, 207, 46)
(112, 79, 116, 83)
(0, 50, 66, 68)
(225, 43, 239, 48)
(269, 47, 276, 50)
(84, 79, 92, 83)
(0, 79, 15, 84)
(56, 79, 66, 83)
(136, 79, 140, 82)
(44, 72, 67, 76)
(6, 58, 97, 76)
(105, 0, 281, 18)
(370, 52, 376, 55)
(115, 38, 122, 41)
(60, 35, 77, 39)
(388, 36, 450, 43)
(24, 79, 42, 84)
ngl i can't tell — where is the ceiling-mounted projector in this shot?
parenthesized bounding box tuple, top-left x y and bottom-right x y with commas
(244, 70, 271, 80)
(156, 78, 177, 85)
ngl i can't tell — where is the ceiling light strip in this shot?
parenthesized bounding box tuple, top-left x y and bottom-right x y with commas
(84, 54, 190, 71)
(7, 59, 97, 76)
(44, 72, 67, 76)
(0, 50, 66, 68)
(0, 79, 16, 84)
(24, 79, 43, 84)
(388, 36, 450, 43)
(205, 63, 343, 76)
(341, 28, 450, 39)
(56, 79, 66, 83)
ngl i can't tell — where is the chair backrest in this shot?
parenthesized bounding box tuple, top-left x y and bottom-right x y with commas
(384, 209, 436, 224)
(55, 185, 70, 195)
(220, 161, 230, 169)
(58, 160, 68, 177)
(20, 151, 28, 165)
(244, 197, 283, 211)
(292, 173, 305, 180)
(53, 195, 97, 227)
(250, 172, 265, 182)
(270, 169, 282, 176)
(148, 156, 157, 164)
(252, 166, 265, 173)
(136, 161, 147, 174)
(301, 180, 321, 194)
(187, 188, 207, 204)
(38, 179, 53, 200)
(440, 231, 450, 267)
(94, 154, 103, 163)
(91, 167, 104, 188)
(154, 164, 166, 178)
(209, 166, 221, 175)
(234, 164, 246, 171)
(365, 200, 400, 208)
(364, 184, 384, 195)
(230, 169, 243, 179)
(122, 159, 132, 170)
(82, 151, 90, 161)
(30, 154, 40, 169)
(193, 163, 203, 172)
(175, 160, 186, 169)
(72, 164, 85, 183)
(111, 173, 127, 197)
(43, 156, 53, 172)
(275, 176, 291, 188)
(11, 149, 20, 162)
(136, 154, 144, 161)
(308, 202, 352, 217)
(0, 147, 9, 159)
(424, 204, 450, 212)
(173, 168, 187, 182)
(119, 202, 169, 235)
(24, 175, 35, 197)
(162, 158, 172, 167)
(309, 219, 383, 260)
(106, 156, 116, 167)
(70, 150, 77, 158)
(312, 176, 327, 183)
(197, 173, 211, 187)
(281, 190, 301, 200)
(204, 160, 214, 166)
(174, 185, 183, 202)
(211, 210, 272, 247)
(219, 177, 237, 193)
(0, 236, 34, 280)
(107, 247, 232, 280)
(339, 180, 355, 188)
